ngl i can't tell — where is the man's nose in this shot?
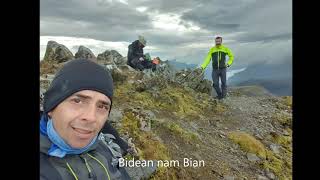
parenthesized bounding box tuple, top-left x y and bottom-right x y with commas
(81, 104, 97, 122)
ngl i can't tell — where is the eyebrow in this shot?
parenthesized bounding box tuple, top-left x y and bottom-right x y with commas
(73, 93, 111, 106)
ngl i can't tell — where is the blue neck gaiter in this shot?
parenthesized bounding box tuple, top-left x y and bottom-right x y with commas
(40, 114, 98, 158)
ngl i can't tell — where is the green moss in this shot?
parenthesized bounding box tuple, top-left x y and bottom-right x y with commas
(228, 131, 266, 159)
(131, 91, 156, 108)
(114, 82, 220, 120)
(149, 166, 179, 180)
(129, 85, 205, 116)
(262, 151, 283, 176)
(214, 103, 227, 114)
(118, 112, 180, 179)
(262, 150, 292, 180)
(272, 112, 292, 127)
(157, 87, 202, 116)
(273, 135, 292, 150)
(163, 122, 199, 143)
(271, 132, 292, 163)
(276, 96, 292, 110)
(119, 112, 168, 159)
(260, 130, 292, 180)
(283, 96, 292, 107)
(113, 83, 134, 102)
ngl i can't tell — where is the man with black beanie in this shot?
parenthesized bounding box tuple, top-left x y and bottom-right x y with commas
(40, 59, 131, 179)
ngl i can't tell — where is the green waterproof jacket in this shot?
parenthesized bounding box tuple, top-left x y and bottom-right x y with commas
(201, 45, 234, 70)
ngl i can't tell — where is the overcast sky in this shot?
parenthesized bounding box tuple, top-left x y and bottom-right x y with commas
(40, 0, 292, 69)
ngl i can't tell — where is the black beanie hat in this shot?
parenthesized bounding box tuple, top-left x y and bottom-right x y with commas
(43, 59, 113, 113)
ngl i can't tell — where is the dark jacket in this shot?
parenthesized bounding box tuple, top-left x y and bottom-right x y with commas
(40, 133, 131, 180)
(127, 40, 143, 66)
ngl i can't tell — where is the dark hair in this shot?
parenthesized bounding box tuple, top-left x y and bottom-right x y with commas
(215, 36, 222, 40)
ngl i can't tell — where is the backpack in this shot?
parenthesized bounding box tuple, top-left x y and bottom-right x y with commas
(99, 133, 124, 167)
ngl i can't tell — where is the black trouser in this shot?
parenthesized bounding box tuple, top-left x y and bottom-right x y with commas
(130, 58, 144, 70)
(212, 68, 227, 98)
(130, 58, 156, 71)
(141, 60, 156, 70)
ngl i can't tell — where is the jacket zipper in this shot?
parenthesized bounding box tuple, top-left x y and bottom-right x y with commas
(217, 51, 220, 69)
(80, 155, 97, 179)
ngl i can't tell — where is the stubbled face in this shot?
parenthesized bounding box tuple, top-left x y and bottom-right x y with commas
(215, 38, 222, 46)
(48, 90, 111, 148)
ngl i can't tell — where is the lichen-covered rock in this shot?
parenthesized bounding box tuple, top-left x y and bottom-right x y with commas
(43, 41, 74, 63)
(97, 50, 127, 65)
(74, 45, 96, 60)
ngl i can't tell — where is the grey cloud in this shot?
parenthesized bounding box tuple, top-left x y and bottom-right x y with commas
(129, 0, 201, 13)
(235, 32, 292, 43)
(41, 0, 152, 41)
(40, 0, 292, 70)
(181, 0, 292, 34)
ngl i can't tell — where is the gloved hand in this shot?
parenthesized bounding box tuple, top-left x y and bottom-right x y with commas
(139, 57, 144, 61)
(226, 64, 230, 68)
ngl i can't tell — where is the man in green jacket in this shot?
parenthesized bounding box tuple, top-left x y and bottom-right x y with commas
(200, 36, 234, 99)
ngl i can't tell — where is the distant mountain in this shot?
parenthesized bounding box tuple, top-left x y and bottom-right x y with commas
(236, 79, 291, 96)
(166, 59, 247, 81)
(166, 59, 197, 70)
(229, 59, 292, 96)
(166, 60, 215, 80)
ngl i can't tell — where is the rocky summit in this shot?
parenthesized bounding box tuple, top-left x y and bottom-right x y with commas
(74, 45, 97, 61)
(40, 42, 292, 180)
(43, 41, 74, 63)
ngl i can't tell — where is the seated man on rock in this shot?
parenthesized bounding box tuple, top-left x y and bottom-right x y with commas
(127, 35, 157, 71)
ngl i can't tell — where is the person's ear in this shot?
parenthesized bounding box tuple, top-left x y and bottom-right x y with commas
(48, 111, 52, 118)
